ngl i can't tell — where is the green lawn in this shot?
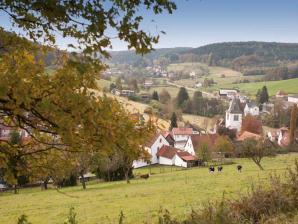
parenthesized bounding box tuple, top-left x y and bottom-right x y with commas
(217, 78, 298, 96)
(1, 154, 298, 224)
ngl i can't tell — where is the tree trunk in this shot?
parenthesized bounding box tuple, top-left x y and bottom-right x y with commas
(125, 170, 130, 184)
(14, 184, 18, 194)
(43, 179, 48, 190)
(80, 172, 86, 190)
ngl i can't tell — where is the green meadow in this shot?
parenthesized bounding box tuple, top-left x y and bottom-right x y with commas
(217, 78, 298, 96)
(0, 154, 298, 224)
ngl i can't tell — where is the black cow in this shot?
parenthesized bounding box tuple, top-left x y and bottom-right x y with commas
(140, 174, 150, 179)
(209, 166, 215, 173)
(237, 165, 242, 172)
(217, 166, 223, 172)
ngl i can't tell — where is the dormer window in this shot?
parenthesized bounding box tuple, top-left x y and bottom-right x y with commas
(234, 115, 239, 121)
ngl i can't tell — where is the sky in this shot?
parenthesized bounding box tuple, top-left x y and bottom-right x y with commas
(1, 0, 298, 51)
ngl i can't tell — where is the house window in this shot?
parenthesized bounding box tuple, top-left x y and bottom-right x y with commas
(234, 115, 239, 121)
(160, 138, 162, 143)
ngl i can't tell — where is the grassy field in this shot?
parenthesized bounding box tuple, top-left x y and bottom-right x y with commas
(167, 62, 298, 97)
(217, 78, 298, 96)
(1, 154, 298, 224)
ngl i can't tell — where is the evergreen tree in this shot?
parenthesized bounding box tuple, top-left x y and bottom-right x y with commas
(176, 87, 189, 108)
(170, 112, 178, 131)
(259, 86, 269, 104)
(152, 91, 159, 101)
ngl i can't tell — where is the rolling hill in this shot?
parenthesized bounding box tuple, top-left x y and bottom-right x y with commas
(108, 42, 298, 74)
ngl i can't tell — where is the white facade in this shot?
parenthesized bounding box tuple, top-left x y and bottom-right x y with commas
(244, 104, 259, 116)
(133, 134, 169, 168)
(182, 137, 195, 155)
(173, 155, 188, 168)
(288, 96, 298, 104)
(173, 134, 189, 142)
(158, 156, 175, 166)
(225, 112, 242, 131)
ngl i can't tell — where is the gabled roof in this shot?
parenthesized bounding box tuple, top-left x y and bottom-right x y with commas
(237, 131, 261, 141)
(227, 98, 242, 114)
(246, 102, 257, 108)
(145, 133, 162, 148)
(156, 145, 178, 159)
(172, 127, 193, 135)
(156, 145, 197, 161)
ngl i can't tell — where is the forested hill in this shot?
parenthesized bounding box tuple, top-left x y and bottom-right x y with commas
(108, 42, 298, 72)
(107, 47, 191, 66)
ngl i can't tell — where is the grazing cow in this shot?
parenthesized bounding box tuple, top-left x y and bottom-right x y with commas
(217, 166, 223, 172)
(140, 174, 150, 179)
(209, 166, 215, 173)
(237, 165, 242, 172)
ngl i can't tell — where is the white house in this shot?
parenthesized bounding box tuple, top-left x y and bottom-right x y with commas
(183, 136, 196, 155)
(195, 82, 202, 88)
(143, 80, 153, 88)
(244, 102, 259, 116)
(132, 133, 170, 168)
(225, 98, 242, 131)
(156, 145, 197, 168)
(288, 94, 298, 104)
(219, 89, 238, 99)
(172, 127, 193, 149)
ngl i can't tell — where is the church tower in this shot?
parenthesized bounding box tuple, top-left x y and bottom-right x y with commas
(225, 98, 242, 131)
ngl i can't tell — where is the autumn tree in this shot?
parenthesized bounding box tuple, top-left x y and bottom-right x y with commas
(289, 104, 298, 145)
(197, 142, 212, 163)
(214, 136, 234, 157)
(169, 112, 178, 131)
(159, 89, 171, 104)
(241, 115, 263, 134)
(0, 0, 173, 185)
(242, 137, 274, 170)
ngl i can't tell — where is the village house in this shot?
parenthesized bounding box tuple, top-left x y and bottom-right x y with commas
(172, 127, 194, 149)
(244, 102, 259, 116)
(236, 131, 261, 141)
(276, 90, 288, 99)
(225, 98, 243, 132)
(132, 133, 170, 168)
(143, 80, 153, 88)
(288, 94, 298, 104)
(156, 145, 198, 168)
(219, 89, 239, 99)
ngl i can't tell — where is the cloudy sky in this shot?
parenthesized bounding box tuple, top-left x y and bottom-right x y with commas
(1, 0, 298, 50)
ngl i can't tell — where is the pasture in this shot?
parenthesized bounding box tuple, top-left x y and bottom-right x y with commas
(217, 77, 298, 96)
(0, 154, 298, 224)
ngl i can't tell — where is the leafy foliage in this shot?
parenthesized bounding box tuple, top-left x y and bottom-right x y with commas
(0, 0, 176, 57)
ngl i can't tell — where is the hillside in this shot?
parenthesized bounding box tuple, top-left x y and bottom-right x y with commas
(107, 42, 298, 73)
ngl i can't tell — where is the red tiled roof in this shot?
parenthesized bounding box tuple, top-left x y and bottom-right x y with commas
(172, 127, 193, 135)
(145, 133, 161, 147)
(156, 145, 177, 159)
(156, 145, 197, 161)
(237, 131, 261, 141)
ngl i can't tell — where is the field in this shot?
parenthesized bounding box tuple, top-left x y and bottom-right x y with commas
(217, 78, 298, 96)
(1, 154, 298, 224)
(166, 62, 298, 97)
